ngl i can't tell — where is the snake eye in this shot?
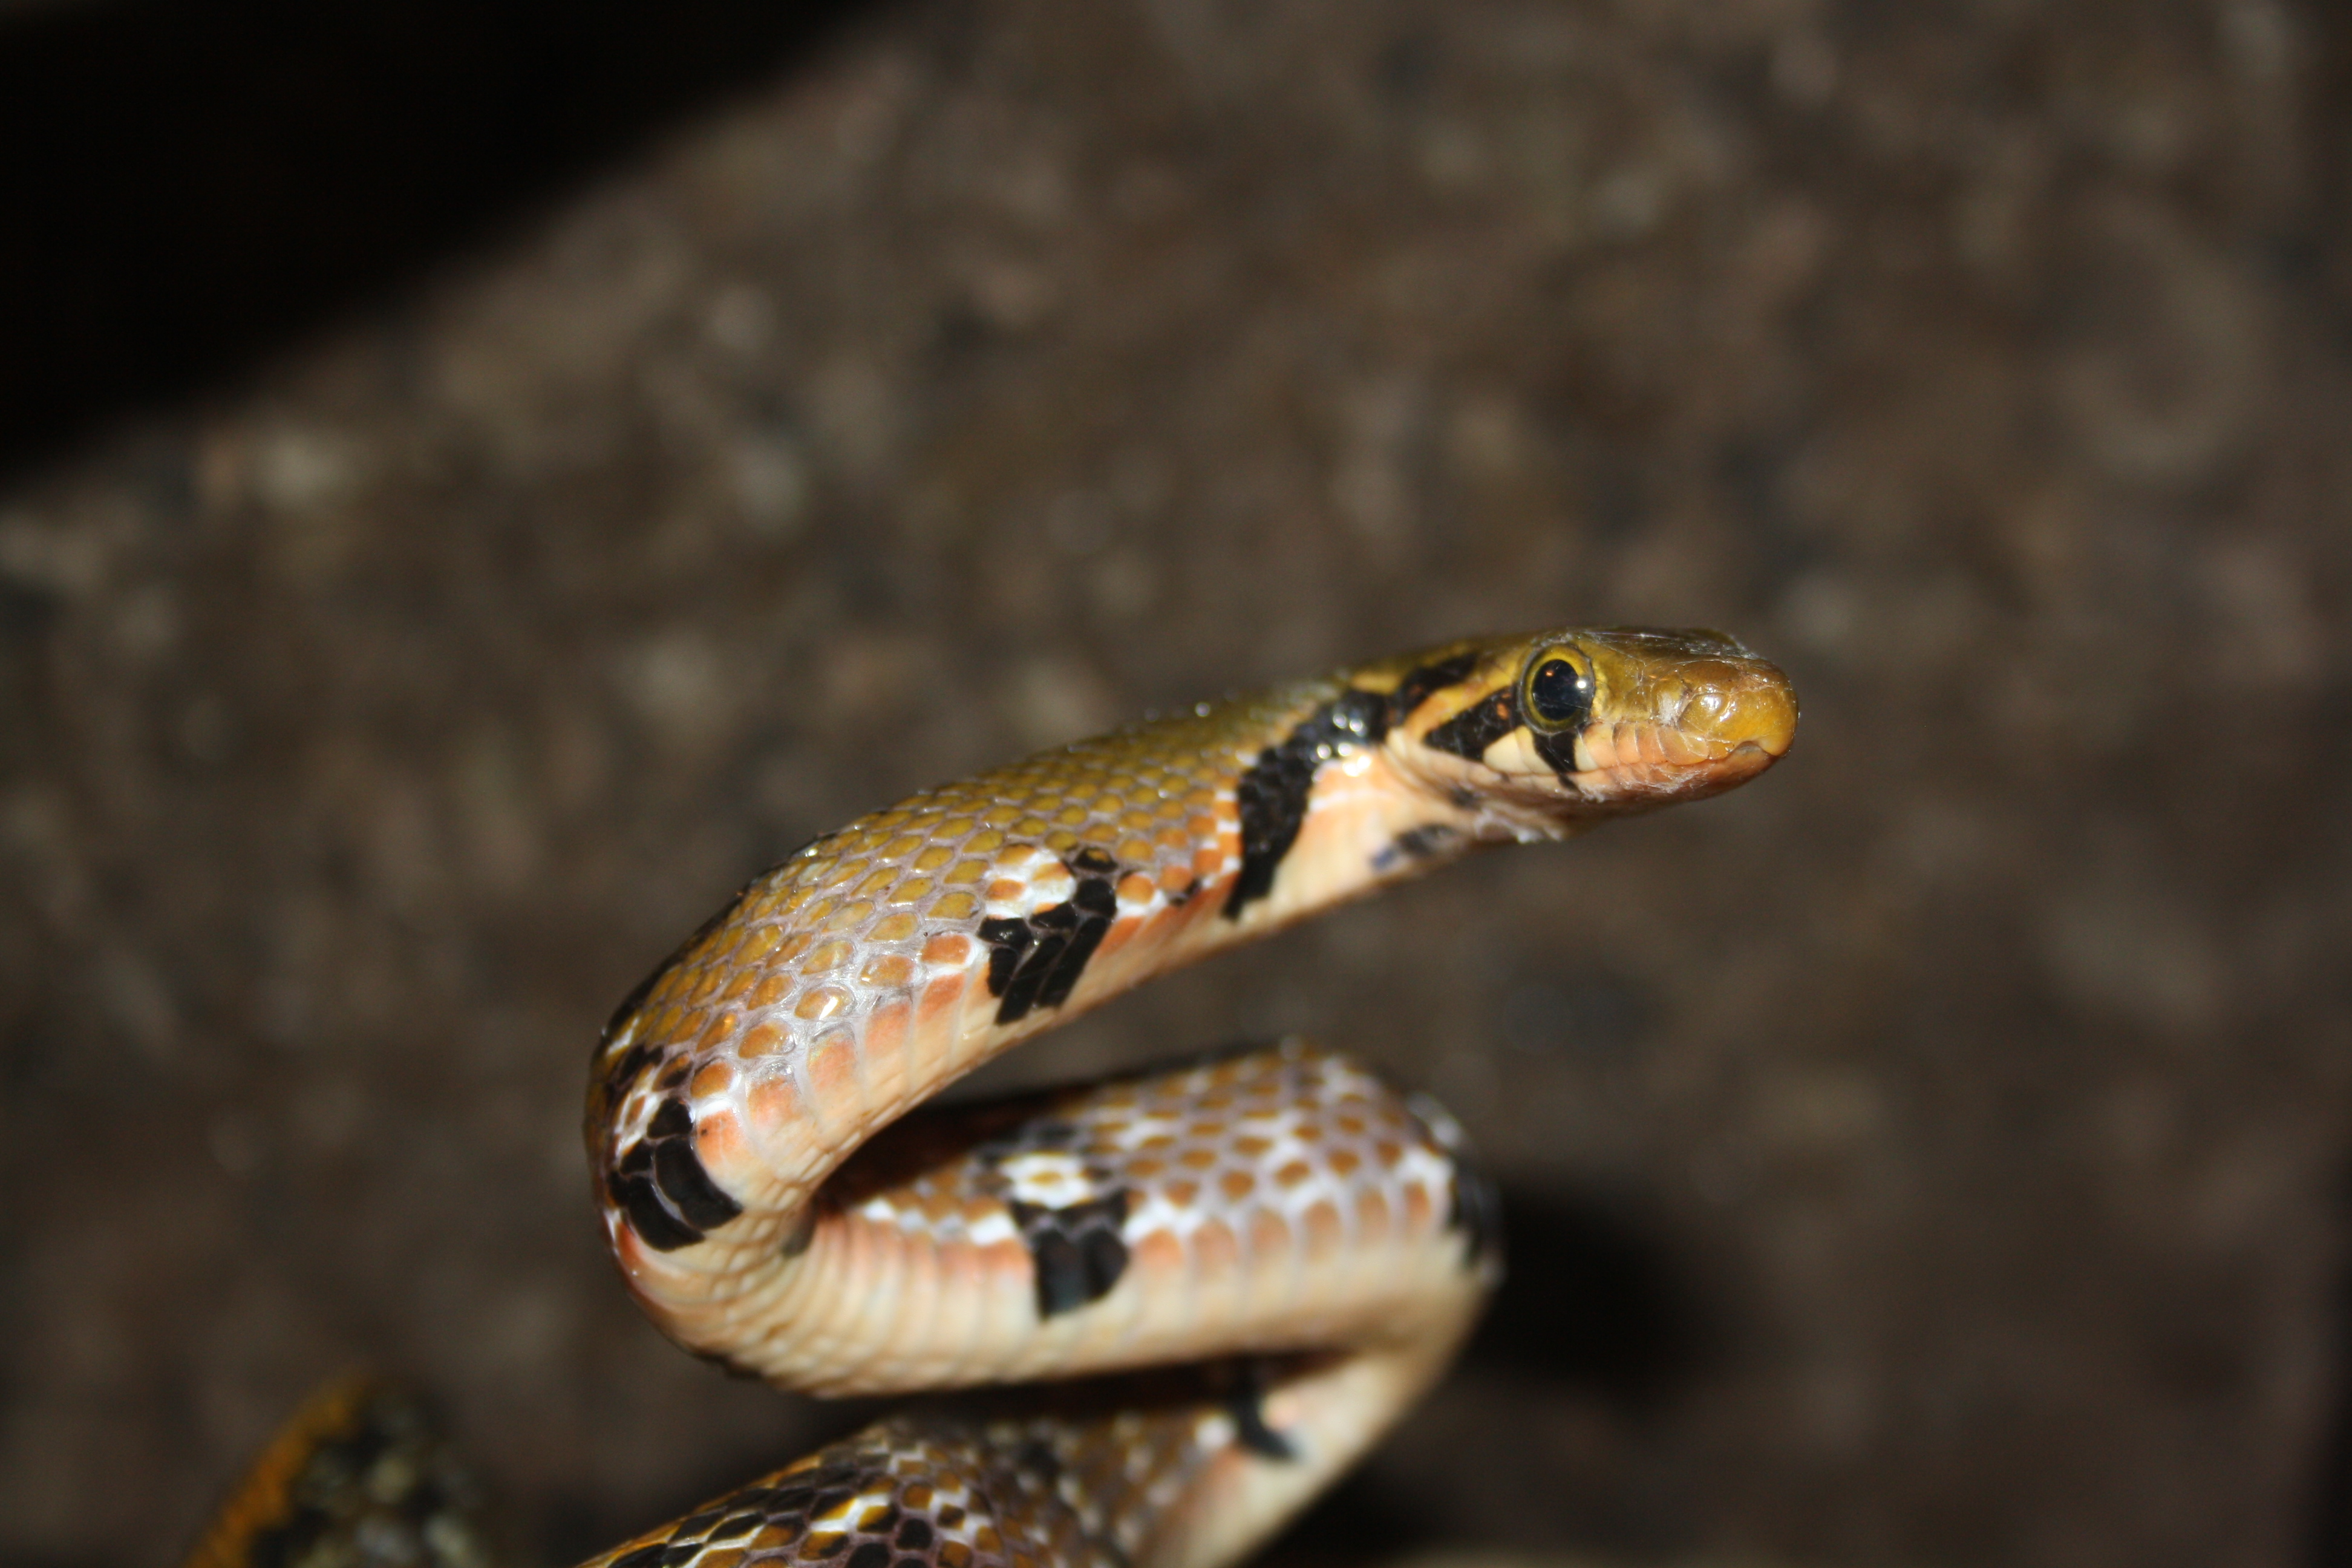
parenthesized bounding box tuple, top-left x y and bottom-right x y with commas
(1523, 654, 1593, 731)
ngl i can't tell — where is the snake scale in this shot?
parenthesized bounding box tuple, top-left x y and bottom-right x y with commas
(186, 627, 1797, 1568)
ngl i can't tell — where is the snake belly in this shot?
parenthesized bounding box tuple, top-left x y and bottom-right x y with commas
(568, 627, 1795, 1568)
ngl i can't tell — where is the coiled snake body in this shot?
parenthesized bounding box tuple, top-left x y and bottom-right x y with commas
(189, 627, 1795, 1568)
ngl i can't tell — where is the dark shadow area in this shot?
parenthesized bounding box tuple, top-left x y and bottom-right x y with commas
(0, 0, 886, 485)
(1465, 1185, 1709, 1408)
(2304, 1169, 2352, 1567)
(1264, 1185, 1708, 1566)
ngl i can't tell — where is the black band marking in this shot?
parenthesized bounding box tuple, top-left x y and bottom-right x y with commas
(1008, 1191, 1132, 1317)
(1423, 687, 1519, 761)
(1446, 1158, 1504, 1271)
(1224, 1361, 1298, 1461)
(1531, 725, 1582, 777)
(1391, 823, 1460, 860)
(976, 916, 1030, 995)
(977, 855, 1122, 1025)
(1226, 653, 1485, 921)
(609, 1095, 743, 1251)
(1227, 688, 1386, 919)
(1383, 651, 1480, 726)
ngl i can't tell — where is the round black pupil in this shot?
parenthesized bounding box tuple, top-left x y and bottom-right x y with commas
(1528, 659, 1589, 724)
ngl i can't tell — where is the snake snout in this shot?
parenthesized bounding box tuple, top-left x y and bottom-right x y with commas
(1662, 656, 1797, 762)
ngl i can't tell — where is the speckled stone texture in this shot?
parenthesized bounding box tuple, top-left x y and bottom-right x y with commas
(2, 2, 2349, 1567)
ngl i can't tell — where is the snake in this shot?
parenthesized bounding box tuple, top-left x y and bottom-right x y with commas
(184, 626, 1796, 1568)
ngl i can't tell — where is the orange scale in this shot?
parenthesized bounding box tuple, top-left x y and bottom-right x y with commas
(1126, 1156, 1165, 1181)
(719, 969, 759, 1002)
(801, 939, 853, 975)
(1275, 1160, 1315, 1188)
(854, 867, 899, 897)
(776, 930, 817, 962)
(736, 1022, 784, 1059)
(692, 1110, 748, 1184)
(1247, 1210, 1292, 1258)
(915, 971, 972, 1030)
(1190, 845, 1225, 880)
(1354, 1187, 1392, 1244)
(1093, 912, 1145, 961)
(1130, 1228, 1185, 1276)
(1327, 1146, 1362, 1177)
(1155, 863, 1194, 895)
(985, 878, 1028, 904)
(1165, 1178, 1200, 1208)
(806, 1036, 861, 1116)
(1374, 1140, 1405, 1166)
(795, 985, 851, 1022)
(1232, 1134, 1272, 1158)
(1299, 1200, 1347, 1262)
(696, 1013, 738, 1051)
(1115, 837, 1156, 867)
(920, 932, 973, 967)
(1177, 1148, 1218, 1171)
(1402, 1184, 1433, 1229)
(750, 973, 791, 1010)
(1218, 1169, 1256, 1202)
(746, 1076, 803, 1135)
(860, 953, 916, 988)
(860, 1004, 912, 1096)
(1191, 1217, 1238, 1273)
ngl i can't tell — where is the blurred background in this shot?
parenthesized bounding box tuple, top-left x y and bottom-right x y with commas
(2, 1, 2348, 1566)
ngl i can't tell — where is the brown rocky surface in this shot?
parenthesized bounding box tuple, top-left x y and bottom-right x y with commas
(3, 2, 2350, 1567)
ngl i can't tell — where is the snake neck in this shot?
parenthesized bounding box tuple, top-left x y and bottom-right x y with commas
(585, 683, 1495, 1302)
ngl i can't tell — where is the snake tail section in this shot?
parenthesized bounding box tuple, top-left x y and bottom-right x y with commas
(180, 1375, 506, 1568)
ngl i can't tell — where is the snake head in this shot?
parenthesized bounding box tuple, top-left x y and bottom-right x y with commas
(1373, 626, 1798, 833)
